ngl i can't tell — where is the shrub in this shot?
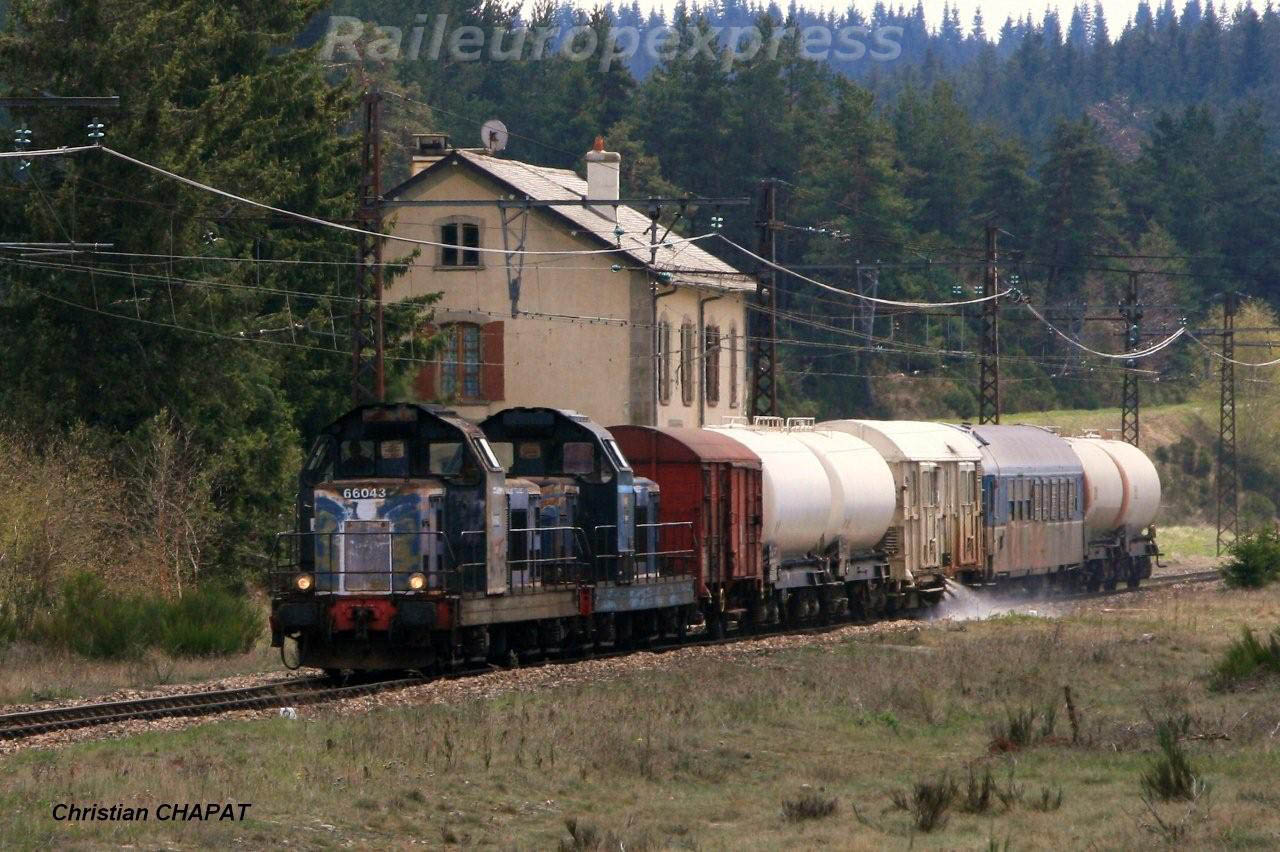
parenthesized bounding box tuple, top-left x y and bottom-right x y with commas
(37, 573, 260, 660)
(1220, 528, 1280, 588)
(961, 766, 996, 814)
(781, 791, 838, 823)
(1030, 786, 1064, 812)
(1211, 626, 1280, 689)
(0, 603, 17, 651)
(158, 586, 262, 657)
(891, 773, 958, 832)
(1141, 718, 1207, 802)
(990, 703, 1056, 751)
(40, 573, 160, 659)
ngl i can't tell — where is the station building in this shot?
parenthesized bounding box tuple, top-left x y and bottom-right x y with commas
(382, 135, 753, 427)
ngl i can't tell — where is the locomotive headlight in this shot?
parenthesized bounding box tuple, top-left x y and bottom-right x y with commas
(295, 573, 314, 592)
(408, 572, 427, 591)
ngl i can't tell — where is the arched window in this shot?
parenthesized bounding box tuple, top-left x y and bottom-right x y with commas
(438, 220, 481, 267)
(728, 324, 739, 408)
(680, 321, 695, 407)
(415, 321, 505, 403)
(657, 319, 672, 405)
(703, 324, 721, 407)
(441, 323, 482, 398)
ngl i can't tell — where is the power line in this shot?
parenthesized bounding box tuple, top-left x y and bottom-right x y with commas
(3, 144, 716, 258)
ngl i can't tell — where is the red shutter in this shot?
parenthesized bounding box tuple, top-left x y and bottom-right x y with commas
(414, 323, 438, 400)
(481, 321, 504, 401)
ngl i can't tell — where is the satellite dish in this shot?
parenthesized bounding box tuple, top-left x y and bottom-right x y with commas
(480, 119, 508, 154)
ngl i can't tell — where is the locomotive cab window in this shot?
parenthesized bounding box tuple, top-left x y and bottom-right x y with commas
(422, 442, 465, 476)
(603, 439, 631, 471)
(562, 442, 595, 475)
(339, 441, 375, 477)
(302, 437, 336, 485)
(378, 440, 408, 477)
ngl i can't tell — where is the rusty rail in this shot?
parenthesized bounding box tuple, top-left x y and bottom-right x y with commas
(0, 675, 424, 741)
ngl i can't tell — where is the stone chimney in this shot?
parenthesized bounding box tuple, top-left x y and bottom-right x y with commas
(584, 136, 621, 221)
(410, 133, 451, 176)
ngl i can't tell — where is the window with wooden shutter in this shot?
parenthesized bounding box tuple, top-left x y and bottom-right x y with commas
(657, 320, 671, 405)
(704, 324, 720, 406)
(481, 321, 504, 401)
(680, 321, 694, 407)
(414, 323, 438, 400)
(728, 325, 739, 408)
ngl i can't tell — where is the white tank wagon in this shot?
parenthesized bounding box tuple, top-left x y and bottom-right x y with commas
(1097, 440, 1162, 535)
(1065, 436, 1162, 589)
(706, 424, 831, 562)
(1064, 437, 1126, 535)
(789, 427, 896, 554)
(820, 420, 984, 586)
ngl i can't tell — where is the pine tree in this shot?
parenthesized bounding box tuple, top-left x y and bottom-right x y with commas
(0, 0, 369, 576)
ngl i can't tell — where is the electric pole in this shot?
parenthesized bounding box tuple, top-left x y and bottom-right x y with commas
(978, 225, 1000, 424)
(1120, 271, 1142, 447)
(1217, 291, 1239, 555)
(750, 179, 779, 419)
(352, 89, 385, 404)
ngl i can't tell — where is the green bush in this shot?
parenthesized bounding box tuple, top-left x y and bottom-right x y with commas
(41, 573, 159, 659)
(1212, 626, 1280, 690)
(1141, 717, 1206, 802)
(38, 573, 260, 660)
(158, 587, 262, 657)
(1220, 528, 1280, 588)
(0, 602, 17, 649)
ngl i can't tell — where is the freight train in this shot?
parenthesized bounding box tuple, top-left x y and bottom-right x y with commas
(270, 404, 1160, 674)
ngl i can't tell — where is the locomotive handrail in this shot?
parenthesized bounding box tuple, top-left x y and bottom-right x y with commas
(271, 529, 460, 594)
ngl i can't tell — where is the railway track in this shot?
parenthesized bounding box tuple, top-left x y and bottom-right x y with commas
(0, 675, 425, 741)
(0, 569, 1221, 743)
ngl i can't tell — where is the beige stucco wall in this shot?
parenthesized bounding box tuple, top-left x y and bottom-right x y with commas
(384, 161, 749, 428)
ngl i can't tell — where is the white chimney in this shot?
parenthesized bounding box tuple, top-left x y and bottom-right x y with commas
(410, 133, 451, 176)
(584, 135, 621, 221)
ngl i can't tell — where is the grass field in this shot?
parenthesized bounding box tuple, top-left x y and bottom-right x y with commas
(1004, 401, 1209, 447)
(0, 641, 284, 707)
(2, 582, 1278, 849)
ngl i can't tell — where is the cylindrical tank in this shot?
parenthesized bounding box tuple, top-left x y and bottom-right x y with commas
(707, 426, 829, 557)
(791, 429, 896, 550)
(1065, 437, 1125, 533)
(1097, 439, 1162, 532)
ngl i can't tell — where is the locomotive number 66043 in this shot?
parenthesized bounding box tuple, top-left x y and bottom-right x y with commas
(341, 487, 387, 499)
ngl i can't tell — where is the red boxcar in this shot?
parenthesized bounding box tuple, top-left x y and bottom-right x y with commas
(609, 426, 765, 627)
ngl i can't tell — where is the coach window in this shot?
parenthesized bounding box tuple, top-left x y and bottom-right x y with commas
(438, 220, 481, 267)
(704, 324, 721, 406)
(657, 318, 672, 405)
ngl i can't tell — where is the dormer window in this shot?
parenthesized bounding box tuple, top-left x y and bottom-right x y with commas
(440, 221, 481, 267)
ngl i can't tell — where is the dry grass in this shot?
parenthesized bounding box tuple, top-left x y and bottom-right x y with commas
(1, 584, 1279, 848)
(0, 639, 283, 706)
